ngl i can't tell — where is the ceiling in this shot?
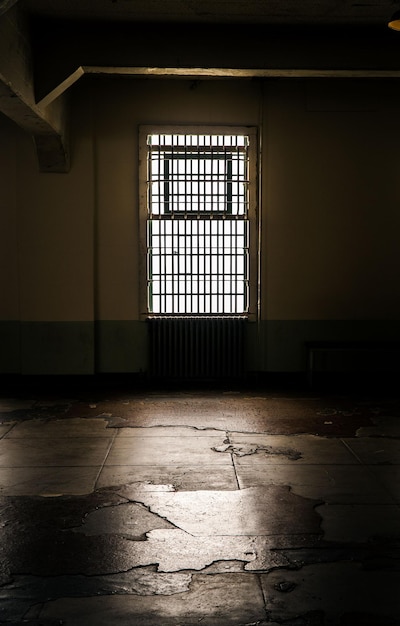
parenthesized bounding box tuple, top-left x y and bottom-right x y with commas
(2, 0, 400, 173)
(21, 0, 399, 26)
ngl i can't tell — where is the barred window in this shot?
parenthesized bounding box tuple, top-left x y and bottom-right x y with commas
(140, 128, 257, 316)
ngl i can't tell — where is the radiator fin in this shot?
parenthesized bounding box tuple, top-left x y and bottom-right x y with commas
(148, 317, 246, 379)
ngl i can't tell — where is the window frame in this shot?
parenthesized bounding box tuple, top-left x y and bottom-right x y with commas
(161, 151, 235, 215)
(139, 125, 259, 320)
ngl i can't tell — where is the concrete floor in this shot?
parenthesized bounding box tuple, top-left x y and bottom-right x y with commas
(0, 385, 399, 625)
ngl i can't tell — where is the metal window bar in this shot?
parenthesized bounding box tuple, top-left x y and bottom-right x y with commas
(147, 133, 249, 315)
(160, 153, 242, 215)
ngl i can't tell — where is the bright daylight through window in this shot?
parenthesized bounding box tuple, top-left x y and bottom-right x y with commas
(143, 129, 255, 315)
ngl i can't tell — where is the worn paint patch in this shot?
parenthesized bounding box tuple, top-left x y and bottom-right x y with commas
(72, 502, 175, 539)
(213, 441, 302, 460)
(129, 528, 292, 572)
(131, 486, 322, 537)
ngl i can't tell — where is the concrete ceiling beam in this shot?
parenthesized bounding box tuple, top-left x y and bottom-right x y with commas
(0, 0, 18, 16)
(0, 5, 69, 172)
(32, 20, 400, 106)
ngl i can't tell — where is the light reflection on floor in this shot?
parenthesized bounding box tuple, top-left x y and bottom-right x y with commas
(0, 389, 399, 625)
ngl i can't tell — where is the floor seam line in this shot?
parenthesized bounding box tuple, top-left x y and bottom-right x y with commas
(228, 431, 241, 490)
(340, 438, 364, 464)
(93, 429, 119, 491)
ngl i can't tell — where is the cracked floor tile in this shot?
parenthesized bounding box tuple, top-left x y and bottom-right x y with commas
(116, 426, 224, 437)
(5, 417, 113, 438)
(317, 503, 400, 543)
(90, 394, 376, 436)
(0, 399, 36, 413)
(0, 436, 113, 467)
(369, 466, 400, 503)
(235, 464, 395, 504)
(39, 573, 267, 625)
(342, 437, 400, 464)
(0, 424, 14, 438)
(228, 435, 357, 465)
(261, 561, 400, 624)
(105, 435, 231, 466)
(0, 569, 193, 621)
(0, 465, 101, 496)
(356, 415, 400, 438)
(97, 465, 238, 491)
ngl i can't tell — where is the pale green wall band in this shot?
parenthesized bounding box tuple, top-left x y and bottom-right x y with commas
(1, 320, 399, 375)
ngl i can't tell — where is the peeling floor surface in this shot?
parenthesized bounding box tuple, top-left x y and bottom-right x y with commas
(0, 387, 399, 625)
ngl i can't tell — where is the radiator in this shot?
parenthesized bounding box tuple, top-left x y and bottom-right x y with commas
(148, 316, 246, 379)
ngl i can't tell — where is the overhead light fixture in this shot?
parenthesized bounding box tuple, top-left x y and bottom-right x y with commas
(388, 9, 400, 30)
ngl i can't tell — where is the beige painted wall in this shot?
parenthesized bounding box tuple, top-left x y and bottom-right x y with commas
(13, 93, 95, 322)
(1, 77, 400, 374)
(263, 80, 400, 320)
(0, 115, 19, 321)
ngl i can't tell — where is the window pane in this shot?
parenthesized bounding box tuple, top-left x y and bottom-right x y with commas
(147, 132, 250, 314)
